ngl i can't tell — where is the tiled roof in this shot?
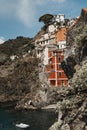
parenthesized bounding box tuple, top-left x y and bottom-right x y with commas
(82, 8, 87, 13)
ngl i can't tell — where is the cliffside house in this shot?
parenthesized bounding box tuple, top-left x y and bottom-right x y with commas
(35, 33, 56, 58)
(35, 14, 68, 87)
(52, 14, 65, 26)
(45, 46, 68, 87)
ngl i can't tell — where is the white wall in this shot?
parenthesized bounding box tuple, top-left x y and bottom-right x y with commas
(53, 14, 65, 23)
(58, 41, 66, 49)
(43, 47, 48, 65)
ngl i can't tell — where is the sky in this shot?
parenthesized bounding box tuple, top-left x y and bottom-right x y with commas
(0, 0, 87, 42)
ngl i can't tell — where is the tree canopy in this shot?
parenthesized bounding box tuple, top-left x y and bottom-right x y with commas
(39, 14, 53, 24)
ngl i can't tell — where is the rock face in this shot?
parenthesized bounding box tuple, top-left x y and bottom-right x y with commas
(61, 8, 87, 79)
(49, 8, 87, 130)
(0, 57, 40, 103)
(49, 60, 87, 130)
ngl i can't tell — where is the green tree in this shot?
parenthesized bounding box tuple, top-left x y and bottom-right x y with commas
(39, 14, 53, 24)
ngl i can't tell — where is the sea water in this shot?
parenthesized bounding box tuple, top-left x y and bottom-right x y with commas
(0, 108, 57, 130)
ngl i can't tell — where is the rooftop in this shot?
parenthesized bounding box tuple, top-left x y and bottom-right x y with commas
(82, 8, 87, 13)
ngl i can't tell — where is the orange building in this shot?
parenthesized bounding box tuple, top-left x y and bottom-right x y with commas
(44, 26, 68, 87)
(55, 27, 66, 43)
(35, 23, 68, 87)
(46, 47, 68, 87)
(38, 26, 68, 87)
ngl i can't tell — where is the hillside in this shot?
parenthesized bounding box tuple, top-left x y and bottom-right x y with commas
(0, 8, 87, 130)
(67, 8, 87, 64)
(0, 36, 41, 108)
(0, 36, 34, 65)
(61, 9, 87, 79)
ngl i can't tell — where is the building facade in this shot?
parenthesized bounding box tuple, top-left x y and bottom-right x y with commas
(45, 46, 68, 87)
(35, 14, 68, 87)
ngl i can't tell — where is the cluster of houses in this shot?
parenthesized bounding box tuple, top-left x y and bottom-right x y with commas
(34, 14, 74, 87)
(34, 8, 87, 87)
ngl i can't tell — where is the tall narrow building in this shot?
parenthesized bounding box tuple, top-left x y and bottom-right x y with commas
(35, 14, 68, 87)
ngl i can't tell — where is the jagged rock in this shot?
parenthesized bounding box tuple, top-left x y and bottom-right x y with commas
(49, 120, 63, 130)
(71, 119, 86, 130)
(0, 53, 9, 65)
(61, 124, 70, 130)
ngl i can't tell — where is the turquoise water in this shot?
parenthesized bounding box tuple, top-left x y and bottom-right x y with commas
(0, 108, 57, 130)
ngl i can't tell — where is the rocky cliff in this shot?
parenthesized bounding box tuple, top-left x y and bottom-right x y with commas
(49, 8, 87, 130)
(0, 36, 41, 108)
(49, 60, 87, 130)
(62, 8, 87, 78)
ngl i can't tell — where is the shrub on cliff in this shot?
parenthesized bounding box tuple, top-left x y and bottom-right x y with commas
(39, 14, 53, 24)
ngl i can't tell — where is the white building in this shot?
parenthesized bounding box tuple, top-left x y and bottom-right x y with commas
(58, 41, 66, 49)
(43, 46, 49, 65)
(52, 14, 65, 24)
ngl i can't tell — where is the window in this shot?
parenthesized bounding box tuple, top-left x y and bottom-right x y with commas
(58, 72, 62, 77)
(58, 64, 61, 69)
(62, 80, 64, 86)
(54, 52, 57, 55)
(49, 59, 52, 64)
(58, 56, 61, 62)
(46, 40, 48, 43)
(51, 65, 53, 69)
(42, 41, 44, 45)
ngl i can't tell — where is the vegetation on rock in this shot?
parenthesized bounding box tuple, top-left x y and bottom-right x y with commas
(39, 14, 53, 24)
(0, 36, 40, 109)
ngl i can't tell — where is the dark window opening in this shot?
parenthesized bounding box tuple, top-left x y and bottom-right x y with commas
(58, 72, 62, 77)
(58, 56, 61, 62)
